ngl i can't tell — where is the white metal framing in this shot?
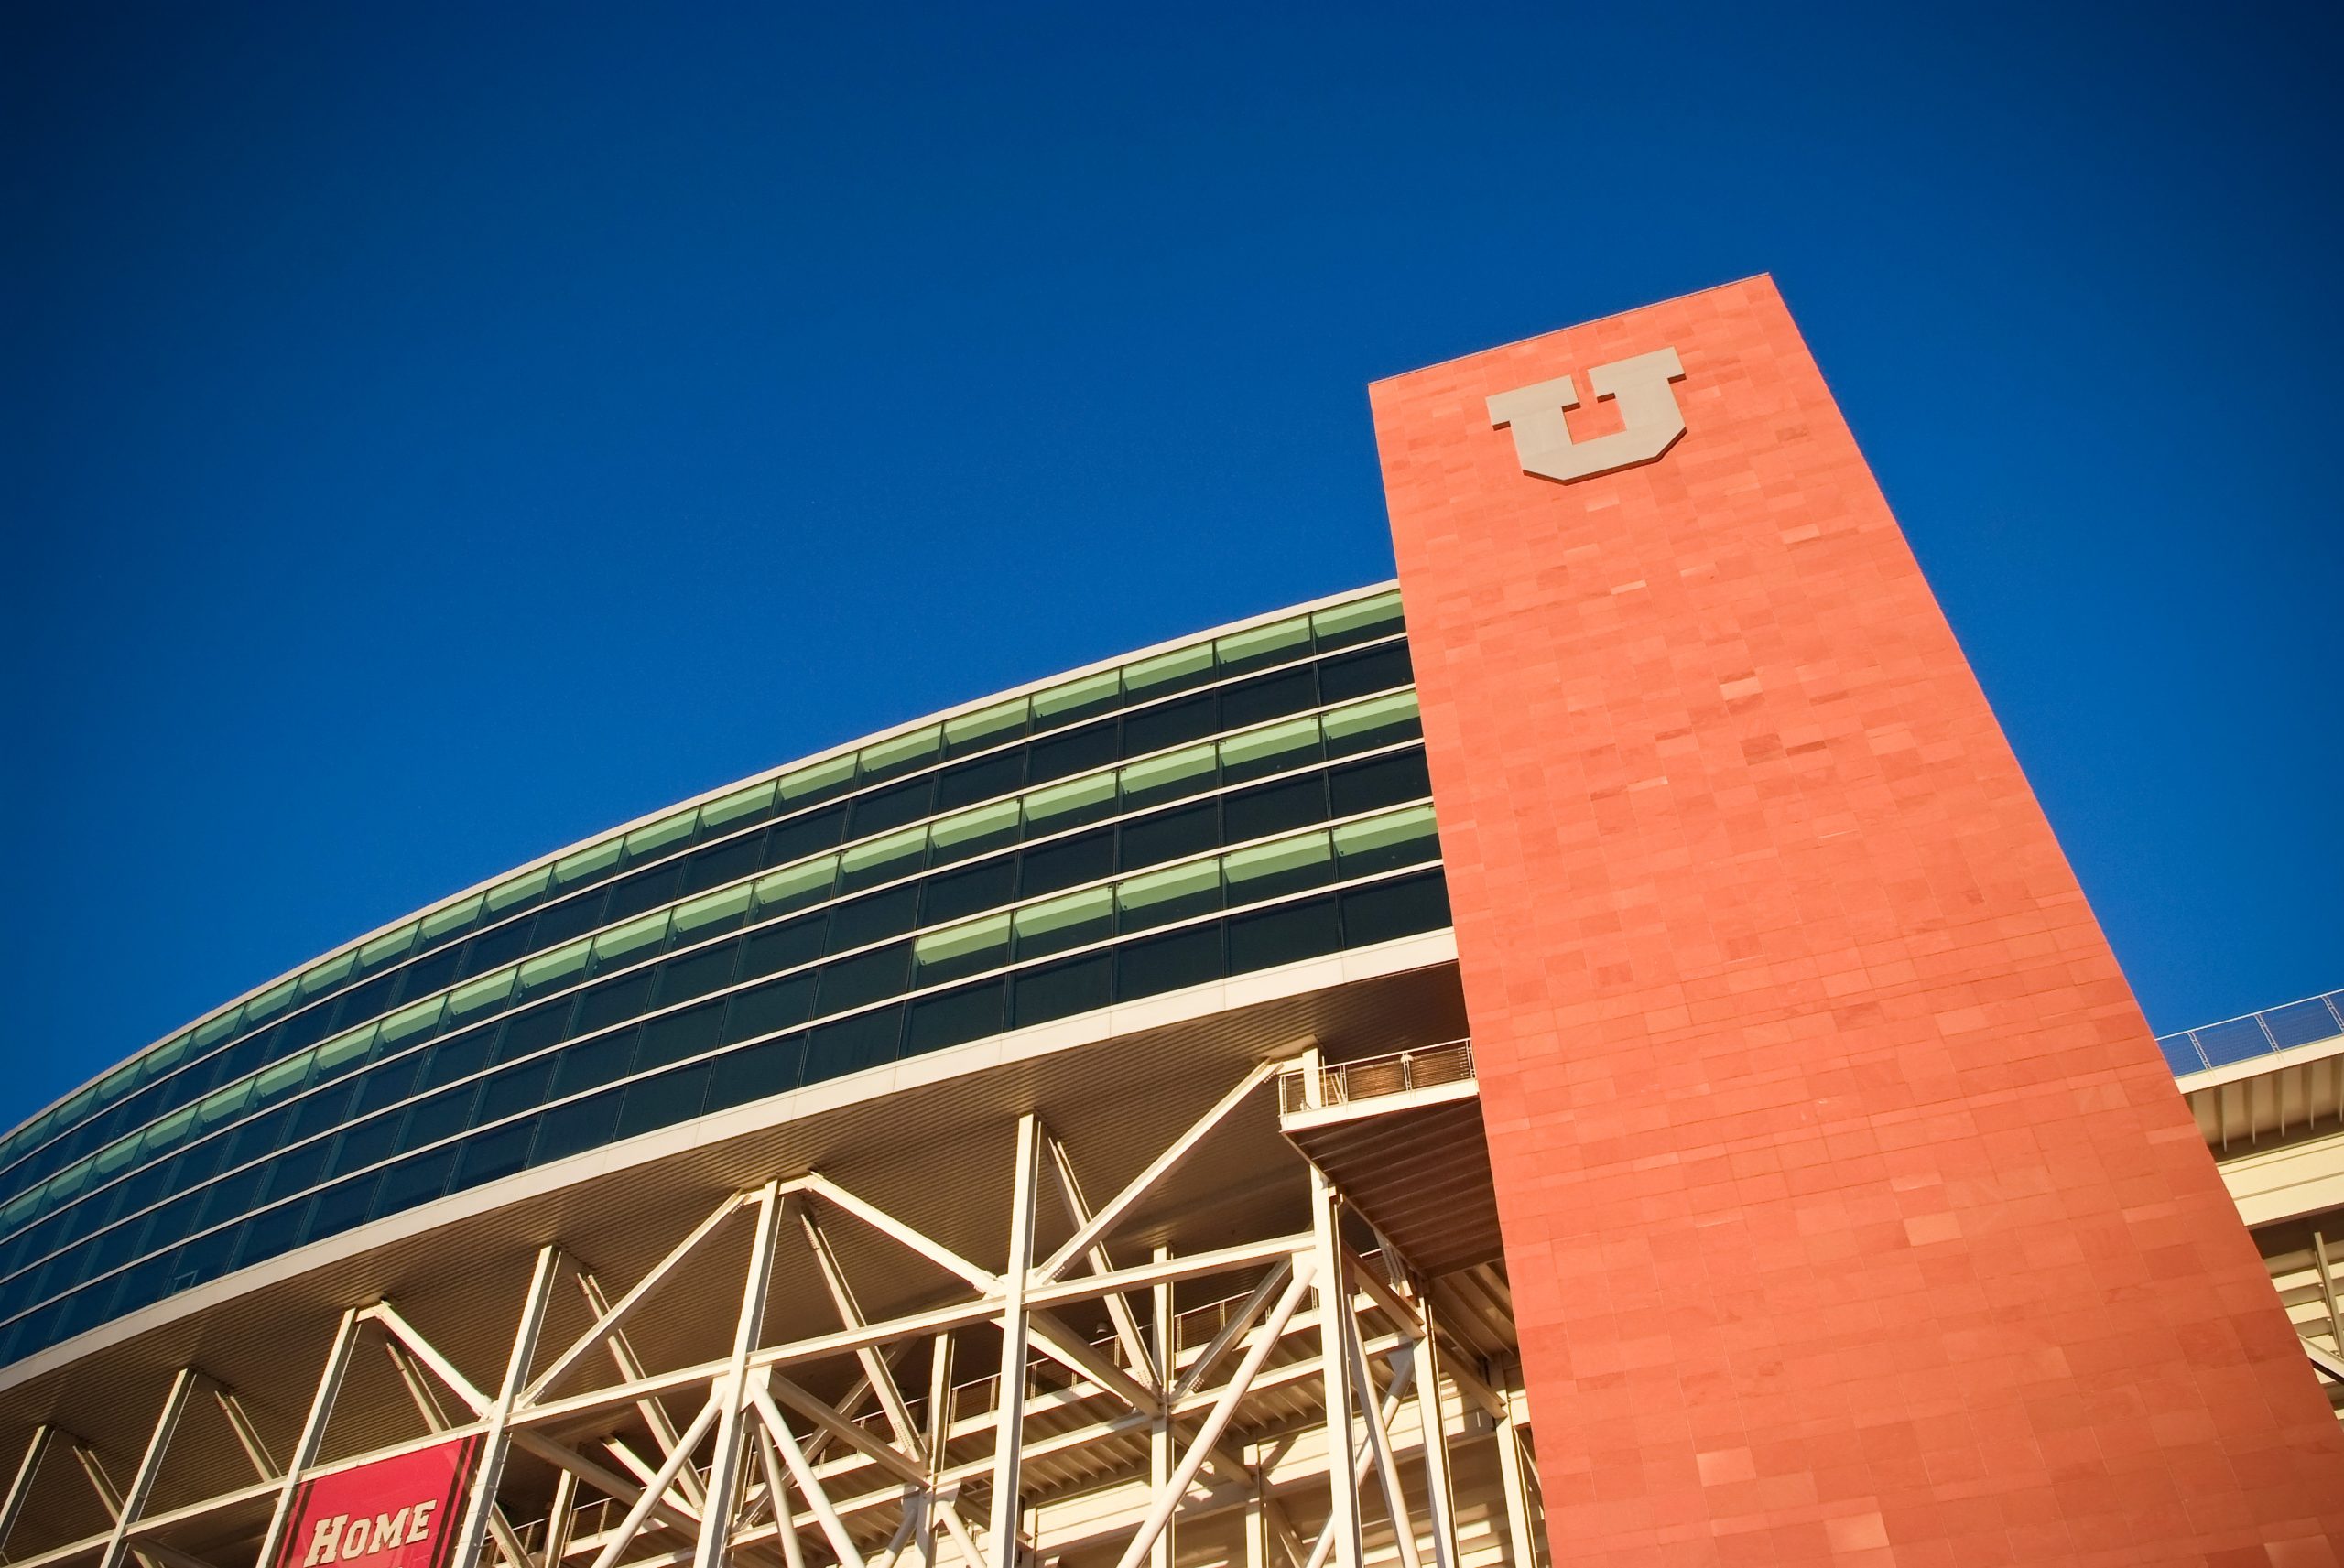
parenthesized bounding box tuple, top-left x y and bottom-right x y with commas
(0, 1061, 1537, 1568)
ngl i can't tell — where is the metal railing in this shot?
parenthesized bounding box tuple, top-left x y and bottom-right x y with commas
(2161, 989, 2344, 1076)
(1279, 1039, 1475, 1115)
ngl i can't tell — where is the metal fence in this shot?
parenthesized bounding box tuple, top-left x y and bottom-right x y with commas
(1279, 1039, 1475, 1115)
(2159, 989, 2344, 1076)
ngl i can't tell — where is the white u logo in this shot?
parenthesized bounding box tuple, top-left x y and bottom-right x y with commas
(1486, 347, 1687, 483)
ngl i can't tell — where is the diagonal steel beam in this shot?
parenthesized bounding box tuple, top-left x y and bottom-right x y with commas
(584, 1397, 720, 1568)
(1046, 1135, 1156, 1381)
(800, 1175, 994, 1292)
(526, 1193, 747, 1406)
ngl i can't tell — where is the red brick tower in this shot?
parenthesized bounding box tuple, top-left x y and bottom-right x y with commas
(1371, 276, 2344, 1565)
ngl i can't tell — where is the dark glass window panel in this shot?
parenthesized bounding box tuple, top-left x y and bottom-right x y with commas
(168, 1227, 238, 1292)
(1115, 925, 1225, 1002)
(936, 752, 1024, 811)
(108, 1162, 178, 1228)
(575, 971, 655, 1035)
(396, 948, 463, 1007)
(551, 1029, 639, 1099)
(1334, 816, 1439, 881)
(1019, 831, 1114, 899)
(851, 778, 937, 838)
(529, 891, 612, 950)
(723, 974, 818, 1045)
(111, 1253, 179, 1322)
(298, 1174, 379, 1247)
(741, 915, 827, 980)
(80, 1210, 155, 1281)
(1318, 643, 1413, 704)
(452, 1121, 535, 1191)
(371, 1146, 460, 1219)
(656, 945, 739, 1010)
(1012, 954, 1112, 1029)
(1027, 723, 1118, 785)
(1228, 896, 1341, 976)
(928, 811, 1020, 869)
(460, 919, 537, 982)
(288, 1081, 360, 1145)
(222, 1104, 298, 1172)
(682, 834, 765, 897)
(1122, 695, 1219, 757)
(1223, 776, 1329, 845)
(818, 944, 910, 1014)
(906, 981, 1004, 1056)
(707, 1034, 806, 1112)
(1220, 668, 1316, 731)
(1014, 898, 1112, 963)
(828, 887, 920, 954)
(276, 1002, 338, 1054)
(236, 1200, 309, 1268)
(765, 806, 848, 871)
(398, 1084, 479, 1153)
(1033, 685, 1118, 732)
(1339, 871, 1451, 947)
(614, 1064, 711, 1141)
(530, 1090, 622, 1167)
(637, 1001, 726, 1072)
(605, 863, 683, 924)
(326, 1115, 403, 1182)
(420, 1031, 497, 1091)
(494, 1002, 572, 1065)
(1323, 705, 1422, 761)
(802, 1007, 903, 1084)
(1329, 750, 1433, 819)
(194, 1162, 266, 1230)
(352, 1053, 424, 1119)
(839, 840, 927, 897)
(1119, 803, 1220, 872)
(922, 859, 1016, 926)
(475, 1057, 556, 1127)
(1315, 603, 1405, 650)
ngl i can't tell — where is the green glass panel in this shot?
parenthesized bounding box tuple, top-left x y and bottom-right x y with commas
(1118, 743, 1214, 798)
(421, 895, 483, 942)
(359, 923, 421, 968)
(253, 1051, 313, 1103)
(862, 724, 942, 774)
(1220, 718, 1319, 773)
(94, 1060, 142, 1105)
(675, 883, 754, 937)
(594, 912, 671, 966)
(1223, 831, 1333, 892)
(779, 755, 855, 802)
(245, 978, 299, 1024)
(91, 1135, 141, 1178)
(1215, 616, 1309, 669)
(626, 813, 694, 859)
(144, 1104, 199, 1152)
(197, 1079, 255, 1127)
(43, 1162, 89, 1203)
(449, 971, 517, 1020)
(299, 951, 357, 997)
(930, 801, 1018, 853)
(142, 1034, 191, 1079)
(700, 781, 776, 830)
(379, 997, 447, 1048)
(1321, 690, 1419, 745)
(314, 1026, 374, 1075)
(1310, 589, 1403, 643)
(1024, 773, 1115, 828)
(555, 839, 624, 886)
(190, 1009, 244, 1051)
(913, 914, 1011, 970)
(1116, 860, 1220, 914)
(1123, 643, 1213, 695)
(519, 940, 591, 995)
(944, 699, 1026, 750)
(1331, 804, 1438, 860)
(486, 867, 552, 914)
(1033, 670, 1118, 722)
(1014, 888, 1112, 942)
(841, 827, 927, 881)
(754, 858, 837, 914)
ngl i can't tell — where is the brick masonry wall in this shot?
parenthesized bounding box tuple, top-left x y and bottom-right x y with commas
(1370, 276, 2344, 1566)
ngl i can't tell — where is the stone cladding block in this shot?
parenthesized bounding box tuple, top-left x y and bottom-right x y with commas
(1370, 276, 2344, 1566)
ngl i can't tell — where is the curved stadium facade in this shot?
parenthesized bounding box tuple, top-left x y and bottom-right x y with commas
(3, 279, 2340, 1568)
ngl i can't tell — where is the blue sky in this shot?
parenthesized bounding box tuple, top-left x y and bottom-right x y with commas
(4, 4, 2338, 1123)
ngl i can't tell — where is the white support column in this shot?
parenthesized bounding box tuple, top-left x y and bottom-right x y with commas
(697, 1180, 786, 1568)
(1149, 1246, 1173, 1568)
(585, 1398, 722, 1568)
(986, 1113, 1040, 1568)
(212, 1390, 279, 1483)
(753, 1426, 807, 1568)
(1, 1422, 55, 1556)
(800, 1206, 925, 1458)
(97, 1366, 197, 1568)
(1338, 1304, 1420, 1568)
(254, 1307, 362, 1568)
(1491, 1378, 1537, 1568)
(1301, 1051, 1361, 1568)
(1242, 1452, 1266, 1568)
(539, 1467, 578, 1568)
(455, 1246, 563, 1568)
(1407, 1304, 1458, 1568)
(752, 1383, 865, 1568)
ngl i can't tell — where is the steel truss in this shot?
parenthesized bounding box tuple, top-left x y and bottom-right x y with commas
(0, 1060, 1540, 1568)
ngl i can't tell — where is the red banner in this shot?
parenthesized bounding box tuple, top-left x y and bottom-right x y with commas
(272, 1435, 482, 1568)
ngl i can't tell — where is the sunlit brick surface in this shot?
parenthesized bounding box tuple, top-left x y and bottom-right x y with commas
(1372, 276, 2344, 1565)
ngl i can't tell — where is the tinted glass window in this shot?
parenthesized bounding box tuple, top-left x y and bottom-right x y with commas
(476, 1057, 555, 1126)
(1028, 723, 1118, 785)
(936, 752, 1024, 811)
(551, 1031, 637, 1099)
(1339, 871, 1451, 947)
(1220, 668, 1315, 731)
(682, 834, 764, 896)
(1119, 803, 1218, 871)
(575, 972, 655, 1035)
(707, 1034, 804, 1112)
(906, 982, 1004, 1055)
(741, 915, 826, 980)
(400, 1084, 478, 1152)
(656, 945, 738, 1009)
(615, 1065, 711, 1141)
(454, 1123, 533, 1190)
(531, 1091, 623, 1167)
(1329, 750, 1432, 818)
(803, 1008, 902, 1083)
(1319, 643, 1412, 704)
(827, 887, 920, 954)
(818, 945, 910, 1014)
(1123, 695, 1218, 757)
(637, 1001, 725, 1071)
(765, 807, 847, 868)
(529, 892, 611, 950)
(1011, 955, 1111, 1029)
(1019, 831, 1113, 899)
(723, 975, 817, 1045)
(1115, 925, 1224, 1001)
(921, 859, 1016, 926)
(1223, 776, 1328, 845)
(1228, 897, 1340, 975)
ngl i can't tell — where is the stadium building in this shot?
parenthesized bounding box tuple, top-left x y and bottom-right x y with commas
(1, 277, 2339, 1568)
